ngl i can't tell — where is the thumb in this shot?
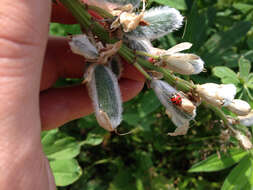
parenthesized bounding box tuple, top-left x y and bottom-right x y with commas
(0, 1, 53, 189)
(0, 0, 51, 101)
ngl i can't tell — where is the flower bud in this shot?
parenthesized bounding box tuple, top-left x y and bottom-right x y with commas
(150, 79, 196, 135)
(69, 34, 98, 60)
(234, 130, 253, 150)
(87, 64, 122, 131)
(238, 111, 253, 126)
(226, 99, 251, 116)
(161, 53, 204, 75)
(196, 83, 236, 107)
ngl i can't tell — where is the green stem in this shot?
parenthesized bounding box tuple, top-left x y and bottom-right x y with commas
(59, 0, 193, 92)
(135, 50, 160, 60)
(204, 102, 236, 133)
(133, 62, 152, 80)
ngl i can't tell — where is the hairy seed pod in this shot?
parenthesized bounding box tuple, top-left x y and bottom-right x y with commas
(87, 64, 122, 131)
(127, 6, 183, 40)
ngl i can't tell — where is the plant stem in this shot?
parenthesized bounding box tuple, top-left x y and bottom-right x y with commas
(133, 62, 152, 80)
(59, 0, 193, 92)
(59, 0, 245, 144)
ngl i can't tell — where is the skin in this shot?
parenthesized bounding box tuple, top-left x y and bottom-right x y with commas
(0, 1, 144, 189)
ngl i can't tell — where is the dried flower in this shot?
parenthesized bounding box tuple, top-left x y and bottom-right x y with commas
(111, 0, 145, 32)
(234, 130, 253, 150)
(196, 83, 236, 107)
(226, 99, 251, 116)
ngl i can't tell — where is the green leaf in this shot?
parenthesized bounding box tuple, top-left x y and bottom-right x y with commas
(42, 130, 81, 160)
(233, 3, 253, 14)
(213, 66, 240, 84)
(202, 21, 251, 66)
(150, 0, 187, 10)
(247, 73, 253, 89)
(50, 159, 82, 186)
(189, 149, 248, 172)
(50, 23, 82, 36)
(82, 133, 104, 146)
(247, 35, 253, 49)
(183, 3, 215, 52)
(222, 155, 253, 190)
(239, 57, 251, 81)
(108, 170, 136, 190)
(138, 90, 161, 117)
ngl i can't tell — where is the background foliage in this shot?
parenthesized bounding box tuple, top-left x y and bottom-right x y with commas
(44, 0, 253, 189)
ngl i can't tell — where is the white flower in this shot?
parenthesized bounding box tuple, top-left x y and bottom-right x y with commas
(196, 83, 236, 107)
(238, 111, 253, 126)
(161, 53, 204, 75)
(226, 99, 251, 116)
(144, 42, 205, 75)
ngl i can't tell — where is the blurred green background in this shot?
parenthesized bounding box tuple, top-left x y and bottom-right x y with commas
(43, 0, 253, 189)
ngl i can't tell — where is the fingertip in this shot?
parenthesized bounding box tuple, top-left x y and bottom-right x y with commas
(121, 60, 145, 82)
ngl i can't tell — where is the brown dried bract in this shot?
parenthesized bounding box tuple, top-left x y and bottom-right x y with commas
(110, 0, 147, 32)
(97, 40, 122, 64)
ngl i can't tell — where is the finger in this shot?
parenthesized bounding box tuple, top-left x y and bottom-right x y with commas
(40, 78, 144, 130)
(41, 37, 145, 90)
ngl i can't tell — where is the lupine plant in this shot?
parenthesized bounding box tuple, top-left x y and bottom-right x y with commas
(44, 0, 253, 189)
(61, 0, 252, 142)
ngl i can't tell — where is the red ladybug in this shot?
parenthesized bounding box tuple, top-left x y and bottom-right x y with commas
(170, 93, 182, 106)
(148, 57, 154, 63)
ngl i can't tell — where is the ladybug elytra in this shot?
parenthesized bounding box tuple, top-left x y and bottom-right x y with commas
(170, 93, 182, 106)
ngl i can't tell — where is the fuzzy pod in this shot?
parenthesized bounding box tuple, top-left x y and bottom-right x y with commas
(150, 79, 196, 135)
(238, 111, 253, 127)
(127, 39, 153, 53)
(226, 99, 251, 116)
(196, 83, 236, 107)
(87, 64, 123, 131)
(126, 6, 183, 40)
(69, 34, 98, 59)
(103, 0, 141, 9)
(161, 53, 204, 75)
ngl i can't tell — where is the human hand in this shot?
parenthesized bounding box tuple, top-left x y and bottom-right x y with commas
(0, 1, 144, 189)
